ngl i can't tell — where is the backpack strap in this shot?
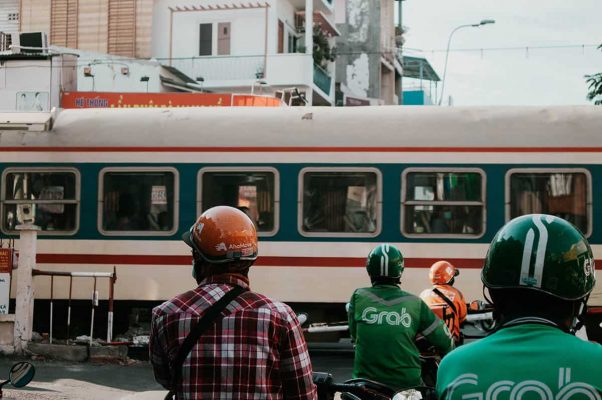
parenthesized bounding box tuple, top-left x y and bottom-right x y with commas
(167, 285, 246, 398)
(432, 287, 457, 314)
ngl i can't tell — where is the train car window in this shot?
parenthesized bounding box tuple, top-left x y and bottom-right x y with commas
(198, 168, 279, 236)
(99, 168, 178, 236)
(1, 168, 80, 235)
(299, 168, 381, 237)
(402, 168, 485, 237)
(506, 169, 591, 236)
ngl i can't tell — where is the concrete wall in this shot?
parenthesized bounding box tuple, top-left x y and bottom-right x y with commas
(335, 0, 381, 100)
(0, 315, 14, 347)
(74, 51, 165, 92)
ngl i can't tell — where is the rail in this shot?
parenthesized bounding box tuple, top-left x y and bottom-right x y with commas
(313, 63, 332, 95)
(32, 267, 117, 345)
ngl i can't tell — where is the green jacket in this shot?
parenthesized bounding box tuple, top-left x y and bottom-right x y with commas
(437, 320, 602, 400)
(348, 284, 454, 389)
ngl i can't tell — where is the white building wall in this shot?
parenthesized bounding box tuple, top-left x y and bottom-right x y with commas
(153, 0, 283, 60)
(0, 56, 77, 111)
(275, 0, 298, 53)
(77, 62, 164, 93)
(0, 0, 19, 34)
(49, 47, 169, 93)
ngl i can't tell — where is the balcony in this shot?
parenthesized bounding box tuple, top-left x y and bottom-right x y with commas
(163, 54, 333, 103)
(165, 54, 314, 88)
(168, 55, 265, 84)
(313, 63, 331, 95)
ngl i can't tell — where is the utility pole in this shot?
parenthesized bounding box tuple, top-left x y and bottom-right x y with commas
(14, 222, 39, 354)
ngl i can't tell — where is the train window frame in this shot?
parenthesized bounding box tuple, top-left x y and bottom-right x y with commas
(0, 167, 81, 236)
(196, 167, 280, 237)
(401, 167, 486, 239)
(298, 167, 382, 238)
(98, 167, 179, 236)
(504, 168, 592, 237)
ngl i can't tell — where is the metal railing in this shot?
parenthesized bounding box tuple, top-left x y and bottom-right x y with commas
(162, 55, 265, 81)
(313, 63, 331, 95)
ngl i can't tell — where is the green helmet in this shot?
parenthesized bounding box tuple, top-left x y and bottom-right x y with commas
(366, 244, 404, 279)
(482, 214, 595, 301)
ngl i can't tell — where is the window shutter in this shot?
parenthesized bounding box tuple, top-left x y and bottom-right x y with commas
(50, 0, 78, 48)
(199, 23, 212, 56)
(217, 22, 230, 55)
(108, 0, 136, 57)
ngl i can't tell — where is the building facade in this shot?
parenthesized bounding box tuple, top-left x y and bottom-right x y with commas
(335, 0, 402, 105)
(152, 0, 338, 105)
(5, 0, 337, 105)
(18, 0, 154, 58)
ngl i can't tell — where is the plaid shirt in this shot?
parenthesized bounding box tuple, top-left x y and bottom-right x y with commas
(150, 274, 317, 400)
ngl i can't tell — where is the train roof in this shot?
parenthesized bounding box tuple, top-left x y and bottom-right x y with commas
(0, 105, 600, 149)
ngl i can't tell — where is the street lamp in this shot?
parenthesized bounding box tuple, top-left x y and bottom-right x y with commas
(438, 19, 495, 105)
(140, 76, 150, 93)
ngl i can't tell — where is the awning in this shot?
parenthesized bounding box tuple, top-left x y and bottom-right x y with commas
(160, 76, 208, 93)
(402, 55, 440, 82)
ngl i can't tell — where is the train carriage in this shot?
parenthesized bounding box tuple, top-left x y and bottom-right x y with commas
(0, 105, 600, 329)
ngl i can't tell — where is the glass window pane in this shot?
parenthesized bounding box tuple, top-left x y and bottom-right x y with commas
(201, 171, 275, 232)
(303, 171, 378, 233)
(510, 172, 588, 233)
(403, 205, 483, 235)
(2, 171, 78, 233)
(406, 172, 482, 201)
(102, 171, 175, 232)
(403, 170, 484, 236)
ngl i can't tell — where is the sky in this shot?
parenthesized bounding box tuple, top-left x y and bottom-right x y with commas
(400, 0, 602, 106)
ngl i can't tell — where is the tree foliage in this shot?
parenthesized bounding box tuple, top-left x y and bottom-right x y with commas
(312, 26, 336, 69)
(585, 44, 602, 105)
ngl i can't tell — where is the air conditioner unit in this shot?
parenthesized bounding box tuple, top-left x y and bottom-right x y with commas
(0, 32, 19, 53)
(19, 32, 47, 54)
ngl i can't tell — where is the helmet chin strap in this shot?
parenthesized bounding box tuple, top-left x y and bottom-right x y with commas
(570, 296, 589, 334)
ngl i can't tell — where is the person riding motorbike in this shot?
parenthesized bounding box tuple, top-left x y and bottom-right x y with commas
(149, 206, 316, 399)
(348, 244, 454, 390)
(437, 214, 602, 399)
(420, 261, 467, 345)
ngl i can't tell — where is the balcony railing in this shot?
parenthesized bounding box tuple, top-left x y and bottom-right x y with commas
(313, 63, 331, 95)
(164, 55, 265, 82)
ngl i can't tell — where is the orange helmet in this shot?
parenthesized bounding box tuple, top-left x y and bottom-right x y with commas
(429, 260, 459, 285)
(182, 206, 258, 264)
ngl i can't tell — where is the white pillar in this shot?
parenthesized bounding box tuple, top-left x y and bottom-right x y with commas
(14, 223, 39, 354)
(305, 0, 314, 106)
(305, 0, 313, 56)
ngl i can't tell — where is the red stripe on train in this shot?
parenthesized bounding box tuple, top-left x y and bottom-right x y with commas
(34, 254, 602, 269)
(29, 254, 594, 270)
(36, 254, 485, 268)
(2, 146, 602, 153)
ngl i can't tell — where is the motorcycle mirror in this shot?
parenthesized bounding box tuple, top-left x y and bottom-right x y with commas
(469, 300, 480, 311)
(392, 389, 423, 400)
(9, 362, 35, 388)
(297, 312, 308, 326)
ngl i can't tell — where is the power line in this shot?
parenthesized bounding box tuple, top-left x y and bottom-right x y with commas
(0, 42, 598, 70)
(404, 43, 600, 53)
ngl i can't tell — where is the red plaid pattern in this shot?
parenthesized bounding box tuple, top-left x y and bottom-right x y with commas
(150, 274, 317, 400)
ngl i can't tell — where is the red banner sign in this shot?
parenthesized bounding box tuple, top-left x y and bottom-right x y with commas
(0, 248, 14, 273)
(61, 92, 282, 109)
